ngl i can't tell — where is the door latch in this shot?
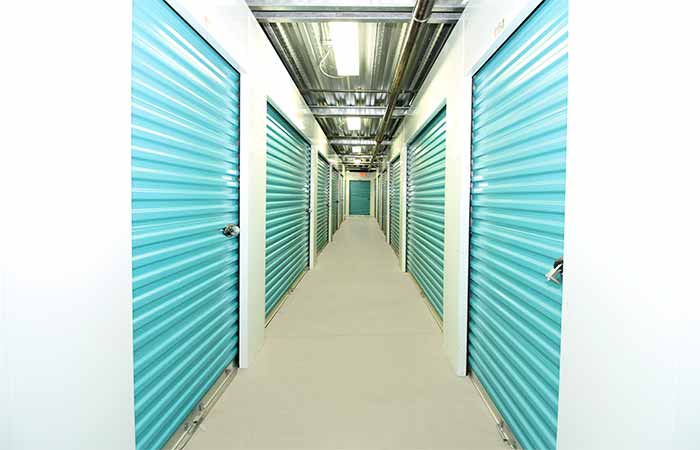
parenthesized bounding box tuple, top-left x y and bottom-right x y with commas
(222, 224, 240, 238)
(545, 256, 563, 285)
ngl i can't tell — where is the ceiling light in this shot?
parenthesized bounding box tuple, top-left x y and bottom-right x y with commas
(329, 22, 359, 76)
(346, 117, 361, 130)
(352, 146, 361, 154)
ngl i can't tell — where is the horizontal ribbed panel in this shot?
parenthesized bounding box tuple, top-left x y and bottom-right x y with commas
(381, 169, 388, 235)
(349, 180, 371, 215)
(377, 172, 384, 229)
(467, 0, 568, 449)
(390, 157, 401, 254)
(265, 105, 310, 318)
(316, 155, 330, 253)
(131, 0, 239, 448)
(407, 108, 446, 319)
(339, 174, 345, 225)
(332, 168, 340, 235)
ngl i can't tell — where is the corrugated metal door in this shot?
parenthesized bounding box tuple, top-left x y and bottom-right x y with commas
(349, 180, 370, 215)
(331, 168, 340, 235)
(131, 0, 240, 448)
(377, 172, 383, 228)
(316, 154, 330, 253)
(406, 108, 446, 319)
(467, 0, 568, 449)
(265, 104, 311, 319)
(339, 174, 345, 225)
(389, 157, 401, 254)
(381, 169, 388, 235)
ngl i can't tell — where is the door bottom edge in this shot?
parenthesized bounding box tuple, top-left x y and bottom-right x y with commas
(164, 362, 239, 450)
(468, 372, 521, 450)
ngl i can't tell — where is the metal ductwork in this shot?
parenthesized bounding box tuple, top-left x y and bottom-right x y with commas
(369, 0, 436, 166)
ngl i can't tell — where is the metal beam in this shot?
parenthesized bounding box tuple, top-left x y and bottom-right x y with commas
(245, 0, 466, 13)
(252, 11, 461, 23)
(329, 138, 392, 146)
(302, 88, 413, 95)
(370, 0, 435, 165)
(310, 106, 409, 117)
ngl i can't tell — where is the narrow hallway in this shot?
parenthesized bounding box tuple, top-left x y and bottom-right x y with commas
(189, 217, 504, 450)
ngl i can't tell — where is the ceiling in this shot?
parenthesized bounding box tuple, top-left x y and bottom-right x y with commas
(247, 0, 466, 170)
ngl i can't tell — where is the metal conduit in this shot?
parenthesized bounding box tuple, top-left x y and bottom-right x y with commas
(369, 0, 436, 167)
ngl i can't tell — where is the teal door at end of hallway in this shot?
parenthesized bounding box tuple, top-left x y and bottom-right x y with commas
(349, 180, 370, 215)
(467, 0, 568, 449)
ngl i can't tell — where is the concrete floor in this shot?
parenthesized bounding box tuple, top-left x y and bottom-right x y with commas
(188, 216, 505, 450)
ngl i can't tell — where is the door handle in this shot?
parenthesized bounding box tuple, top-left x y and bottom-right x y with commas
(545, 256, 563, 284)
(222, 224, 240, 238)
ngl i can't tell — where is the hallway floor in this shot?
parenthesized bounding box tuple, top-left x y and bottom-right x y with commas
(188, 217, 505, 450)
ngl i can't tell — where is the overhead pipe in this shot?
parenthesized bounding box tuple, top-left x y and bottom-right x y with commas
(368, 0, 436, 167)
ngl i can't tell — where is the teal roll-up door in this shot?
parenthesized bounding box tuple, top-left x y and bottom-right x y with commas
(377, 172, 383, 228)
(316, 155, 330, 253)
(265, 104, 311, 319)
(406, 108, 446, 319)
(349, 180, 370, 215)
(131, 0, 240, 448)
(331, 168, 340, 235)
(389, 157, 401, 254)
(339, 174, 345, 224)
(467, 0, 568, 449)
(381, 169, 388, 235)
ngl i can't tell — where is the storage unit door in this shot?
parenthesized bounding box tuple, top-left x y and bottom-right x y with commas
(339, 175, 345, 223)
(377, 173, 383, 228)
(331, 168, 339, 235)
(131, 0, 240, 448)
(316, 155, 330, 253)
(406, 108, 446, 319)
(381, 169, 388, 234)
(467, 0, 568, 449)
(265, 105, 311, 318)
(349, 180, 371, 215)
(389, 157, 401, 254)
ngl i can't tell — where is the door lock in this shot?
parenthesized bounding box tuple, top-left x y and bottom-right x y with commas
(545, 256, 563, 284)
(222, 224, 240, 238)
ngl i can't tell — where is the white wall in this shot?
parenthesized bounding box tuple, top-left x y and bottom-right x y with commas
(1, 0, 339, 448)
(387, 0, 533, 375)
(345, 172, 376, 217)
(389, 0, 700, 446)
(167, 0, 340, 365)
(0, 2, 135, 449)
(557, 1, 699, 449)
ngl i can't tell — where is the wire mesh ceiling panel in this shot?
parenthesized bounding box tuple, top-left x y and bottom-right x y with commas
(316, 155, 330, 253)
(349, 180, 371, 215)
(467, 0, 568, 449)
(406, 108, 446, 320)
(131, 0, 240, 448)
(265, 104, 311, 319)
(331, 167, 340, 235)
(390, 156, 401, 254)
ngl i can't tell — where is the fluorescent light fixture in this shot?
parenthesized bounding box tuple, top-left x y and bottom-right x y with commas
(352, 146, 362, 154)
(329, 22, 359, 76)
(346, 117, 361, 130)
